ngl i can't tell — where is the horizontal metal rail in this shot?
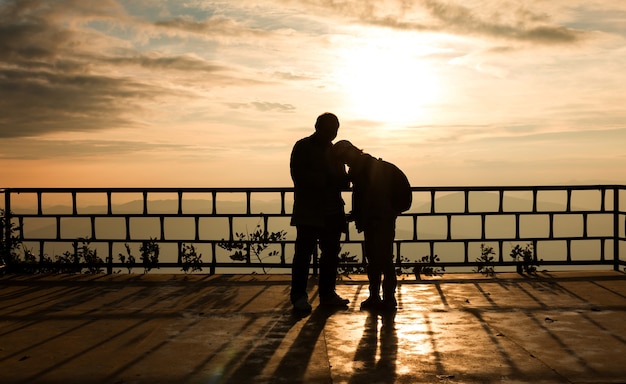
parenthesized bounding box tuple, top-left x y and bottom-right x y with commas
(2, 186, 625, 274)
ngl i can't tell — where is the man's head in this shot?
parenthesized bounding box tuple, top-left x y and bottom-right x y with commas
(332, 140, 362, 165)
(314, 112, 340, 143)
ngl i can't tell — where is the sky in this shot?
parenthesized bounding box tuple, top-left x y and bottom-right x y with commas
(1, 0, 626, 189)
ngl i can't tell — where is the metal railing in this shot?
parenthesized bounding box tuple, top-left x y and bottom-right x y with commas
(2, 186, 625, 274)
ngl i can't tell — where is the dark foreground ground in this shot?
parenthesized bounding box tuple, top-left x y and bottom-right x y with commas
(1, 270, 626, 384)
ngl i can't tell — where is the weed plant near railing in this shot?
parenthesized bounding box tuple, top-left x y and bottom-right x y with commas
(1, 209, 22, 271)
(139, 238, 160, 273)
(396, 255, 446, 280)
(118, 244, 136, 274)
(473, 243, 544, 277)
(120, 239, 204, 274)
(337, 250, 366, 279)
(414, 254, 446, 280)
(510, 243, 542, 274)
(336, 252, 448, 281)
(54, 250, 80, 274)
(75, 238, 105, 274)
(118, 239, 160, 274)
(0, 212, 202, 274)
(5, 237, 105, 274)
(117, 240, 202, 274)
(180, 243, 203, 274)
(15, 245, 39, 274)
(474, 244, 496, 277)
(217, 224, 287, 274)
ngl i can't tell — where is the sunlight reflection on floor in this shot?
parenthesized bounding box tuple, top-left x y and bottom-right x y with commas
(326, 282, 562, 383)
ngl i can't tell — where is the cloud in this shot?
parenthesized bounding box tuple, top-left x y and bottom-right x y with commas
(250, 102, 297, 112)
(272, 71, 316, 81)
(0, 137, 192, 160)
(153, 15, 273, 38)
(104, 54, 227, 73)
(418, 1, 586, 44)
(0, 67, 159, 138)
(0, 2, 165, 137)
(0, 0, 127, 62)
(0, 1, 285, 139)
(289, 0, 589, 45)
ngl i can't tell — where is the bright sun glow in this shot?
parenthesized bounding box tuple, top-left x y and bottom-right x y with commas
(335, 32, 442, 126)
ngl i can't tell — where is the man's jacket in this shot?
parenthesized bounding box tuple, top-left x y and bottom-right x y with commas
(290, 134, 348, 227)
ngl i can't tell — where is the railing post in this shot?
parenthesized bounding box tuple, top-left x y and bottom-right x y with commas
(2, 189, 11, 272)
(614, 186, 620, 271)
(210, 242, 216, 275)
(107, 241, 113, 275)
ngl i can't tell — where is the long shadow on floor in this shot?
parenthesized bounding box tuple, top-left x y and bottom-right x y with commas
(348, 310, 397, 384)
(223, 304, 343, 383)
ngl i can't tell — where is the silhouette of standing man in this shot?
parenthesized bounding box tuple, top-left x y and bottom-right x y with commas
(290, 112, 350, 313)
(332, 140, 412, 312)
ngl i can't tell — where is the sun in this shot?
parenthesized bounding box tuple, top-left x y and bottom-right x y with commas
(334, 33, 441, 126)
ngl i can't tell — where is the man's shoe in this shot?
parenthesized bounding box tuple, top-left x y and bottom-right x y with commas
(293, 296, 312, 312)
(320, 293, 349, 307)
(380, 298, 398, 312)
(360, 296, 382, 311)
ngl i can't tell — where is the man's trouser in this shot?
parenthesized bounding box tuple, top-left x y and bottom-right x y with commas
(363, 218, 397, 301)
(290, 213, 344, 303)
